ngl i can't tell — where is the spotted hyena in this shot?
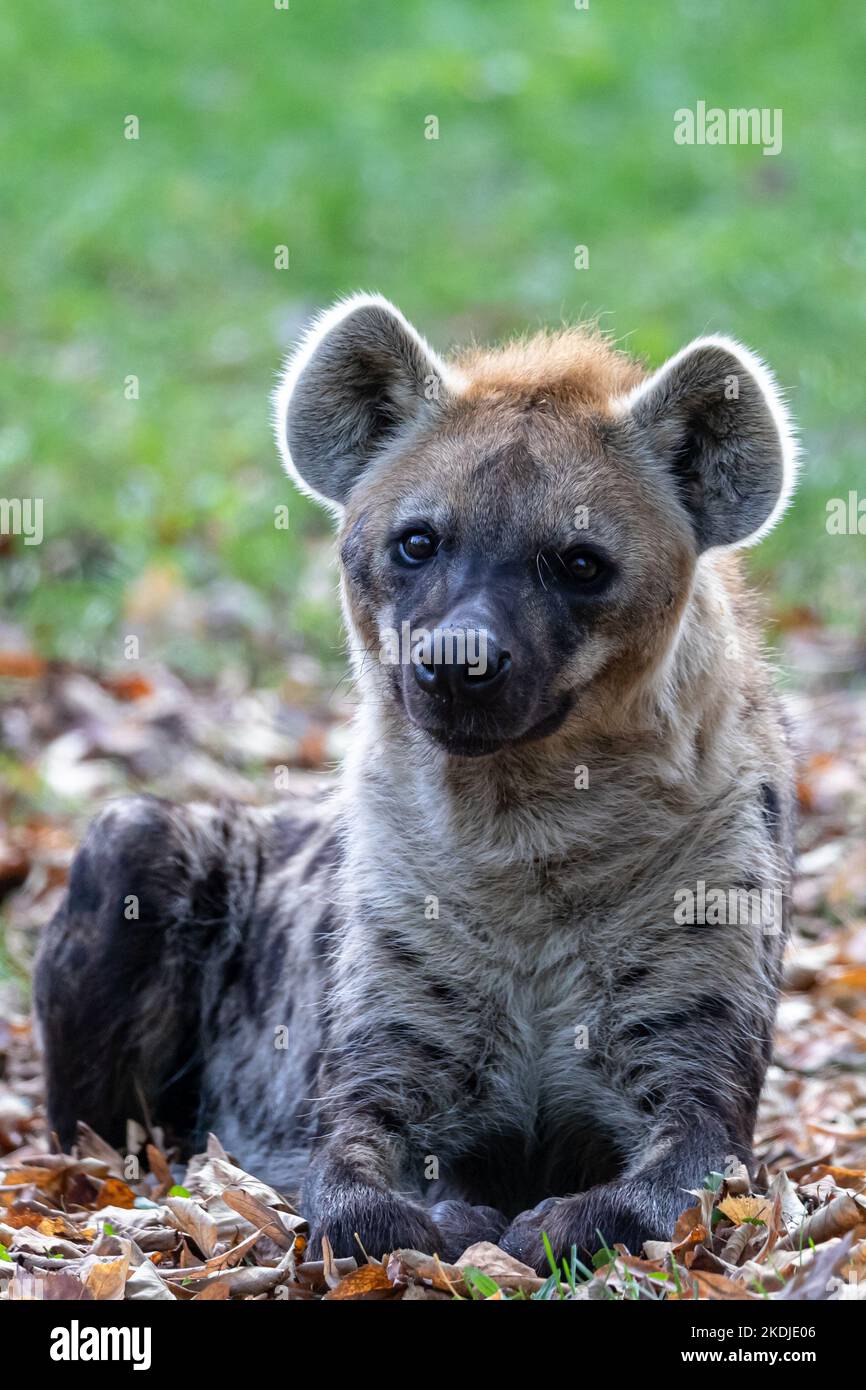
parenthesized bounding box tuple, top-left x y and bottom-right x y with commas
(35, 294, 798, 1270)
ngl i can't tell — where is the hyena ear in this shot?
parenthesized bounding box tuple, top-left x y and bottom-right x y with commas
(618, 336, 799, 550)
(273, 293, 454, 509)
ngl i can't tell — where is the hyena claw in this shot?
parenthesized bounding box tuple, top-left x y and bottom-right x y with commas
(428, 1200, 509, 1262)
(307, 1186, 442, 1263)
(502, 1178, 698, 1273)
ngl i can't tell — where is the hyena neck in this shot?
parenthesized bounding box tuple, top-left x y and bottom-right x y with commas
(340, 560, 754, 869)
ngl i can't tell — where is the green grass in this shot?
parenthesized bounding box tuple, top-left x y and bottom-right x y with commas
(1, 0, 863, 677)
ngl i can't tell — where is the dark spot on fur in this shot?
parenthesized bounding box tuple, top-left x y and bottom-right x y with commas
(300, 833, 340, 884)
(339, 513, 371, 588)
(65, 846, 104, 916)
(311, 907, 337, 964)
(269, 811, 321, 864)
(191, 861, 229, 928)
(378, 927, 425, 971)
(66, 940, 89, 973)
(636, 1086, 664, 1115)
(622, 992, 730, 1041)
(616, 965, 650, 991)
(262, 929, 286, 984)
(760, 781, 780, 840)
(376, 928, 469, 1010)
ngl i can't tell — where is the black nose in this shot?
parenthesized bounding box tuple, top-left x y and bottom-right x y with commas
(412, 626, 512, 706)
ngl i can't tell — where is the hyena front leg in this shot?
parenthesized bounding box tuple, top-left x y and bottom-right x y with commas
(304, 1138, 440, 1263)
(303, 934, 502, 1261)
(503, 985, 776, 1270)
(502, 1121, 739, 1270)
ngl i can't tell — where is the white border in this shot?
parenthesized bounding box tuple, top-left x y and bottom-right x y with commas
(271, 292, 459, 514)
(613, 334, 800, 547)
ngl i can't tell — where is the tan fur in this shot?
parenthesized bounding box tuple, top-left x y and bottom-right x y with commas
(454, 326, 645, 406)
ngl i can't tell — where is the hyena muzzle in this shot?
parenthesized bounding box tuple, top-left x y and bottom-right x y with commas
(35, 294, 798, 1271)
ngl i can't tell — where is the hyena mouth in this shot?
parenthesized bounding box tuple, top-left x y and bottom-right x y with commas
(411, 689, 576, 758)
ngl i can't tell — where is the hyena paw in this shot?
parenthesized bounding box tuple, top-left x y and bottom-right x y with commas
(428, 1200, 508, 1263)
(500, 1186, 666, 1274)
(309, 1184, 441, 1262)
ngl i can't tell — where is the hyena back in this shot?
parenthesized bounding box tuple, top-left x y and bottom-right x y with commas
(35, 295, 798, 1269)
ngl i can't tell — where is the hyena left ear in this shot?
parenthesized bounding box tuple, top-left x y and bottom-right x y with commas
(273, 293, 454, 510)
(617, 336, 799, 550)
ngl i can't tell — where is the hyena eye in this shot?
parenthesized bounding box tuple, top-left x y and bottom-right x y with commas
(559, 546, 610, 586)
(395, 528, 438, 565)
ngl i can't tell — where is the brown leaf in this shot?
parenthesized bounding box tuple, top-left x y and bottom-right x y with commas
(720, 1222, 762, 1267)
(294, 1256, 359, 1292)
(184, 1247, 297, 1299)
(722, 1161, 752, 1197)
(8, 1268, 93, 1300)
(672, 1202, 706, 1244)
(399, 1282, 452, 1300)
(387, 1249, 464, 1295)
(322, 1263, 398, 1300)
(221, 1186, 306, 1250)
(778, 1193, 866, 1249)
(455, 1241, 545, 1293)
(717, 1195, 774, 1227)
(191, 1278, 232, 1300)
(92, 1177, 137, 1210)
(146, 1143, 174, 1197)
(2, 1204, 84, 1239)
(766, 1170, 807, 1234)
(101, 673, 155, 702)
(80, 1253, 129, 1301)
(0, 652, 46, 679)
(185, 1154, 296, 1212)
(1, 1166, 59, 1191)
(165, 1196, 220, 1258)
(74, 1124, 126, 1175)
(776, 1232, 857, 1300)
(801, 1163, 866, 1186)
(672, 1270, 759, 1301)
(124, 1259, 177, 1301)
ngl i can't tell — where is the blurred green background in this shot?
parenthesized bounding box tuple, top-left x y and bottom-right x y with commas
(1, 0, 864, 684)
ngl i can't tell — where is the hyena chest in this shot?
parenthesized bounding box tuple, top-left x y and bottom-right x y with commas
(403, 895, 631, 1206)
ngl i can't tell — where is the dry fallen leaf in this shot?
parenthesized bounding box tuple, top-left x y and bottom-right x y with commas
(778, 1193, 866, 1250)
(322, 1263, 397, 1300)
(165, 1195, 220, 1259)
(79, 1253, 129, 1301)
(717, 1195, 774, 1226)
(455, 1241, 545, 1293)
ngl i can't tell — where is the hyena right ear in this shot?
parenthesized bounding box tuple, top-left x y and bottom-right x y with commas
(616, 336, 799, 550)
(273, 293, 454, 510)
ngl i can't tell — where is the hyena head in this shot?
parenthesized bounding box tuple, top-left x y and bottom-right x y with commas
(274, 294, 797, 757)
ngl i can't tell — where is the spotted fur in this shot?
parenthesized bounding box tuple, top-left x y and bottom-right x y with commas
(35, 296, 798, 1269)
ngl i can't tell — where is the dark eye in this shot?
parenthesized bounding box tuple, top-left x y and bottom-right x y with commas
(396, 529, 438, 565)
(560, 547, 609, 586)
(564, 548, 600, 581)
